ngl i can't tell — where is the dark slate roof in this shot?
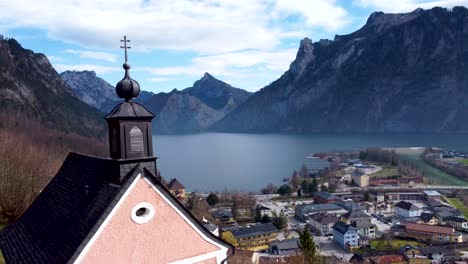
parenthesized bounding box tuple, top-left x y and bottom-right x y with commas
(203, 223, 219, 233)
(212, 209, 233, 219)
(230, 223, 279, 238)
(310, 213, 339, 225)
(0, 153, 123, 264)
(394, 201, 420, 211)
(167, 178, 185, 190)
(343, 210, 371, 220)
(314, 191, 338, 201)
(270, 238, 299, 251)
(258, 205, 271, 211)
(105, 101, 154, 119)
(420, 212, 437, 222)
(446, 216, 467, 223)
(0, 152, 231, 264)
(296, 203, 343, 214)
(333, 221, 356, 234)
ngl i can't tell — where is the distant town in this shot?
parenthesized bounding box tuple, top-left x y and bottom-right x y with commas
(173, 147, 468, 263)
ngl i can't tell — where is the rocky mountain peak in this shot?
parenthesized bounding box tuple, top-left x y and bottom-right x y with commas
(289, 37, 314, 78)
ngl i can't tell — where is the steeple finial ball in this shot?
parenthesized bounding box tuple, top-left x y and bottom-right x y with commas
(123, 62, 131, 70)
(116, 75, 140, 102)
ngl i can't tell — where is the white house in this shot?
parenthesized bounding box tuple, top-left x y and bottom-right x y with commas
(394, 201, 422, 218)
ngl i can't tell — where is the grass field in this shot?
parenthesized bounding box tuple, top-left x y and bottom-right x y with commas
(369, 167, 399, 178)
(393, 148, 468, 186)
(460, 159, 468, 165)
(444, 196, 468, 219)
(371, 239, 421, 251)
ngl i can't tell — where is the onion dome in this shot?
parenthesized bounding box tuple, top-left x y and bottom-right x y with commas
(116, 62, 140, 101)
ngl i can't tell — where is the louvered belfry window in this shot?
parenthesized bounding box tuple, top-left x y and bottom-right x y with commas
(129, 126, 144, 153)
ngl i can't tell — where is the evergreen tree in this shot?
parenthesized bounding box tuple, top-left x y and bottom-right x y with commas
(255, 206, 262, 222)
(297, 188, 302, 197)
(206, 192, 219, 206)
(299, 228, 318, 263)
(261, 214, 272, 223)
(272, 213, 288, 230)
(300, 180, 309, 194)
(277, 184, 293, 196)
(310, 178, 318, 194)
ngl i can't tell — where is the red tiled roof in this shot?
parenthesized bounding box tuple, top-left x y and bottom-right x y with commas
(369, 179, 398, 186)
(370, 255, 406, 264)
(406, 223, 454, 235)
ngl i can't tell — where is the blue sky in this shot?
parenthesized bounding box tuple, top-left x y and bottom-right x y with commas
(1, 0, 467, 93)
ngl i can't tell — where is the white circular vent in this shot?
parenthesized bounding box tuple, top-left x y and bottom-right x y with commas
(131, 202, 155, 224)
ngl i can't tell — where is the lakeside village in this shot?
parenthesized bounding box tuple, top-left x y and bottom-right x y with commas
(173, 147, 468, 263)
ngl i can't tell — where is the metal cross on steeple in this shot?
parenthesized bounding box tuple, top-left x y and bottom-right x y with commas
(120, 36, 131, 62)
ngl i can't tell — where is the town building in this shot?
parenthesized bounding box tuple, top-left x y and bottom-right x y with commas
(398, 176, 424, 187)
(423, 190, 441, 200)
(295, 203, 347, 222)
(369, 255, 408, 264)
(435, 208, 463, 224)
(212, 209, 236, 226)
(313, 191, 339, 204)
(269, 238, 300, 255)
(394, 201, 422, 218)
(332, 222, 359, 251)
(418, 212, 438, 225)
(309, 213, 339, 236)
(342, 210, 376, 239)
(387, 192, 425, 201)
(0, 42, 232, 264)
(352, 172, 369, 187)
(400, 244, 430, 264)
(369, 192, 385, 203)
(336, 200, 365, 212)
(370, 179, 398, 186)
(257, 205, 273, 217)
(221, 223, 279, 251)
(167, 178, 186, 199)
(405, 223, 463, 243)
(446, 216, 468, 231)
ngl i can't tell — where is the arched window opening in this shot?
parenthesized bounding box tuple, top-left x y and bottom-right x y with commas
(129, 126, 144, 153)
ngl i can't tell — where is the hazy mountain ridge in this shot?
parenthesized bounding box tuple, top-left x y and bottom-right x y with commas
(60, 69, 251, 133)
(145, 73, 251, 133)
(0, 37, 106, 138)
(212, 6, 468, 133)
(60, 70, 154, 112)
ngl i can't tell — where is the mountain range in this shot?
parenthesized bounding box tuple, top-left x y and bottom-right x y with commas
(213, 6, 468, 133)
(60, 70, 154, 113)
(60, 71, 251, 133)
(0, 37, 105, 138)
(3, 6, 468, 135)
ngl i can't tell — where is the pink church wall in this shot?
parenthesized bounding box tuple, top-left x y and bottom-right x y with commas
(80, 177, 221, 263)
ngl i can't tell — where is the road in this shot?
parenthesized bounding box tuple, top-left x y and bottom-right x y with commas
(313, 236, 353, 261)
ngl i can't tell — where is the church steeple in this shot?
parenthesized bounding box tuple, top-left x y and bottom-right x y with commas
(105, 36, 155, 161)
(116, 36, 140, 102)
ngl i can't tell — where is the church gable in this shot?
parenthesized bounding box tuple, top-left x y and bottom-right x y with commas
(77, 174, 227, 264)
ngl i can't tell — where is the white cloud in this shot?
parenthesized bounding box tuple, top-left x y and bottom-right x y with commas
(147, 77, 170, 83)
(139, 48, 298, 90)
(273, 0, 351, 31)
(64, 49, 118, 62)
(354, 0, 468, 12)
(53, 64, 120, 74)
(141, 48, 297, 77)
(0, 0, 350, 53)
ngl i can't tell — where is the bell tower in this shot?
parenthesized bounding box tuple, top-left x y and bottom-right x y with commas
(105, 36, 157, 183)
